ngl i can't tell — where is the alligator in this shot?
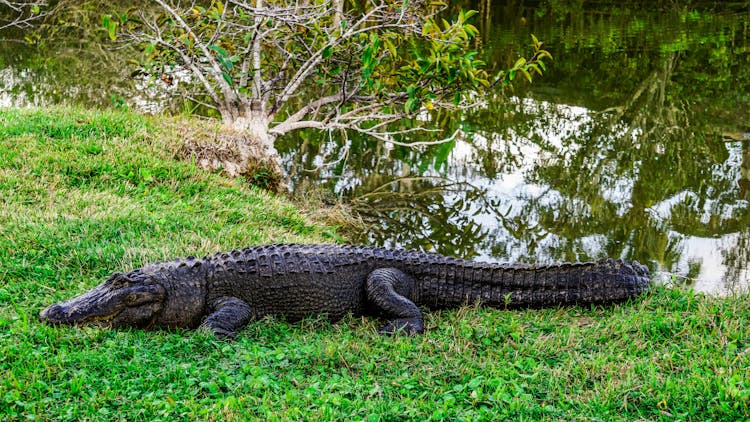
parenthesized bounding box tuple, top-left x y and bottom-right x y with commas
(39, 244, 650, 338)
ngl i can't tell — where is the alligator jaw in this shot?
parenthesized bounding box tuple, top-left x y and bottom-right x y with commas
(39, 302, 120, 326)
(39, 278, 167, 329)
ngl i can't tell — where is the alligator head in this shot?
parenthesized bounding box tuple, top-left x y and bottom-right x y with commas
(39, 271, 167, 329)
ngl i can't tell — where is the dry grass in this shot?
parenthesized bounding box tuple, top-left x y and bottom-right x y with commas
(170, 118, 284, 191)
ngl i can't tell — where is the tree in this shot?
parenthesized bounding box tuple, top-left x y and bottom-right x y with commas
(108, 0, 548, 183)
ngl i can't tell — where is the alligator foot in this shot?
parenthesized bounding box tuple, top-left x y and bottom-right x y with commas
(366, 268, 424, 336)
(200, 296, 253, 339)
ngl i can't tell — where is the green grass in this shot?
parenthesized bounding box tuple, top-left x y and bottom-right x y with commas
(1, 107, 749, 420)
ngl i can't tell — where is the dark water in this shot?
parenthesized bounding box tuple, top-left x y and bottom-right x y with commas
(2, 2, 749, 294)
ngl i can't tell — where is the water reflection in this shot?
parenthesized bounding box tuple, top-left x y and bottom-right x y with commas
(280, 93, 750, 294)
(281, 4, 750, 294)
(0, 53, 186, 113)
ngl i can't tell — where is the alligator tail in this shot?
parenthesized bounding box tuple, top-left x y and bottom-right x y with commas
(419, 258, 650, 309)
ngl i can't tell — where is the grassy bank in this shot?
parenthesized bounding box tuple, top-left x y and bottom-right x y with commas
(1, 107, 748, 420)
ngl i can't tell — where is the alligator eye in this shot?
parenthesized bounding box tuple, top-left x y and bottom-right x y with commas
(107, 272, 130, 288)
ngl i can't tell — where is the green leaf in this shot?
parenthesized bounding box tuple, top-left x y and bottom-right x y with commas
(463, 10, 478, 20)
(404, 98, 417, 113)
(322, 45, 332, 59)
(513, 57, 526, 68)
(140, 169, 153, 183)
(422, 19, 433, 36)
(218, 56, 232, 71)
(209, 44, 228, 58)
(222, 72, 233, 86)
(362, 39, 375, 69)
(433, 140, 456, 171)
(101, 14, 119, 41)
(383, 39, 397, 58)
(521, 68, 532, 83)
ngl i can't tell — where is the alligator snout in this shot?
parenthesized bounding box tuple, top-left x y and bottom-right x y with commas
(39, 304, 67, 324)
(39, 304, 57, 321)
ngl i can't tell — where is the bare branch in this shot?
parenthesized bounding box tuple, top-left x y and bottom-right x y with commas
(267, 1, 427, 118)
(251, 0, 263, 105)
(153, 0, 236, 105)
(271, 93, 346, 134)
(347, 126, 457, 148)
(134, 17, 224, 108)
(184, 94, 219, 111)
(0, 0, 49, 31)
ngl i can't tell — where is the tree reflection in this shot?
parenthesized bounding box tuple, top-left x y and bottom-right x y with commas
(280, 2, 749, 292)
(723, 227, 750, 293)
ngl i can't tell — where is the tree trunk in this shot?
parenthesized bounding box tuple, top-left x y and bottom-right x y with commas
(741, 142, 750, 200)
(179, 107, 286, 191)
(226, 113, 281, 168)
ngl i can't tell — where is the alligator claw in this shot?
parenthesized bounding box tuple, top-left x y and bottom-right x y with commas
(379, 318, 424, 336)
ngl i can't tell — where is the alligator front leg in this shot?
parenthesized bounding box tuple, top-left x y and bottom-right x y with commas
(366, 268, 424, 335)
(200, 296, 253, 339)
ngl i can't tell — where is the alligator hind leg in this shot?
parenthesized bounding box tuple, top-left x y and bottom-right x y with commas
(366, 268, 424, 335)
(200, 296, 253, 339)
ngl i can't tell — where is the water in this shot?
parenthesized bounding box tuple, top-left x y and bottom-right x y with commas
(2, 2, 749, 294)
(279, 3, 750, 294)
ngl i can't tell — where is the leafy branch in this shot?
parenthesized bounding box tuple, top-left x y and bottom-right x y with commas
(100, 0, 551, 172)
